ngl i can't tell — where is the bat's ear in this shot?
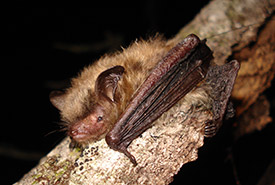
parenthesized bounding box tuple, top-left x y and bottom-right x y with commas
(95, 65, 125, 103)
(49, 90, 67, 111)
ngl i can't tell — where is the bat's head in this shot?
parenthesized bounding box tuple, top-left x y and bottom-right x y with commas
(49, 65, 125, 143)
(67, 103, 108, 142)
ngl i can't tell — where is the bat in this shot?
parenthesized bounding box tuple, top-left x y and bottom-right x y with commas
(50, 34, 239, 165)
(106, 34, 213, 164)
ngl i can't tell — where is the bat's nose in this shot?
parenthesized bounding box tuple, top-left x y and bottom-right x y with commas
(69, 129, 78, 137)
(68, 121, 91, 142)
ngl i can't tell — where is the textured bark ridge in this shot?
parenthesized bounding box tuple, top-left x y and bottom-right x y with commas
(170, 0, 275, 139)
(15, 0, 274, 184)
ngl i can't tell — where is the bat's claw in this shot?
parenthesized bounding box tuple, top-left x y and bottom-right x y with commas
(106, 134, 138, 165)
(121, 147, 137, 166)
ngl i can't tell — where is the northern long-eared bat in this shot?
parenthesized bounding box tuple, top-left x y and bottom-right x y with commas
(50, 34, 239, 165)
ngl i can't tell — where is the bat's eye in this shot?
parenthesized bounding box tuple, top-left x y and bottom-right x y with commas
(97, 116, 103, 122)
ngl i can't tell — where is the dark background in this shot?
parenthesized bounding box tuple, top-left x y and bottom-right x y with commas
(2, 3, 274, 185)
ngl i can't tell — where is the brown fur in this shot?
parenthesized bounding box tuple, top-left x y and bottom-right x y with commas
(58, 37, 173, 125)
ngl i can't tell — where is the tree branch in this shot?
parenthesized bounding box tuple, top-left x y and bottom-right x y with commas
(15, 0, 275, 184)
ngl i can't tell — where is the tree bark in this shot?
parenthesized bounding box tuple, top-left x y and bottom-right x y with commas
(15, 0, 275, 184)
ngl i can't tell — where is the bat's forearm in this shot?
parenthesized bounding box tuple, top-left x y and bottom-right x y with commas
(106, 34, 213, 164)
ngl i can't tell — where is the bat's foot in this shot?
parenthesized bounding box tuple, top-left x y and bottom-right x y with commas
(69, 138, 83, 150)
(204, 120, 219, 137)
